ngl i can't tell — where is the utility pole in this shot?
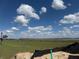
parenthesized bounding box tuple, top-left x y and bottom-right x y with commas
(0, 32, 3, 44)
(1, 32, 3, 38)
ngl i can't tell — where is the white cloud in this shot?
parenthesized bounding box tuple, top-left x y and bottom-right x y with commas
(6, 30, 13, 33)
(40, 7, 47, 14)
(70, 25, 79, 28)
(28, 25, 52, 32)
(58, 27, 79, 38)
(51, 0, 67, 10)
(60, 12, 79, 24)
(5, 27, 19, 33)
(47, 27, 79, 38)
(17, 4, 40, 19)
(11, 27, 19, 31)
(15, 15, 29, 26)
(2, 27, 19, 38)
(15, 4, 40, 26)
(19, 26, 79, 38)
(2, 26, 79, 38)
(1, 26, 53, 38)
(20, 25, 53, 38)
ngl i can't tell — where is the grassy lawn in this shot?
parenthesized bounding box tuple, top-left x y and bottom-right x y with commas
(0, 39, 79, 59)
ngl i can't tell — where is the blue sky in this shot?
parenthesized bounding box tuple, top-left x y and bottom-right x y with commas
(0, 0, 79, 38)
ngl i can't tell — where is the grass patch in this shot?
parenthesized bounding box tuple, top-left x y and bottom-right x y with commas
(0, 39, 79, 59)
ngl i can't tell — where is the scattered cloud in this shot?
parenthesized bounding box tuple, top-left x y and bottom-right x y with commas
(2, 26, 79, 38)
(70, 25, 79, 29)
(28, 25, 52, 32)
(40, 7, 47, 14)
(60, 12, 79, 24)
(19, 26, 79, 38)
(11, 27, 19, 31)
(5, 27, 19, 33)
(15, 15, 30, 26)
(6, 30, 13, 33)
(57, 27, 79, 38)
(15, 4, 40, 26)
(17, 4, 40, 19)
(20, 25, 53, 38)
(51, 0, 67, 10)
(1, 27, 19, 38)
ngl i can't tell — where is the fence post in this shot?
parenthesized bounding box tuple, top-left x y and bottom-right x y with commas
(50, 48, 53, 59)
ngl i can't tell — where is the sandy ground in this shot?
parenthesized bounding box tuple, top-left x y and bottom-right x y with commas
(11, 52, 33, 59)
(11, 51, 79, 59)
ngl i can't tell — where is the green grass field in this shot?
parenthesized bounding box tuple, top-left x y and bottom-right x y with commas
(0, 39, 79, 59)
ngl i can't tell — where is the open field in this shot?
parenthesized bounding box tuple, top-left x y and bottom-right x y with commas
(0, 39, 79, 59)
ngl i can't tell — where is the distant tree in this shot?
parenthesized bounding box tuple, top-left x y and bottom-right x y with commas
(3, 35, 8, 38)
